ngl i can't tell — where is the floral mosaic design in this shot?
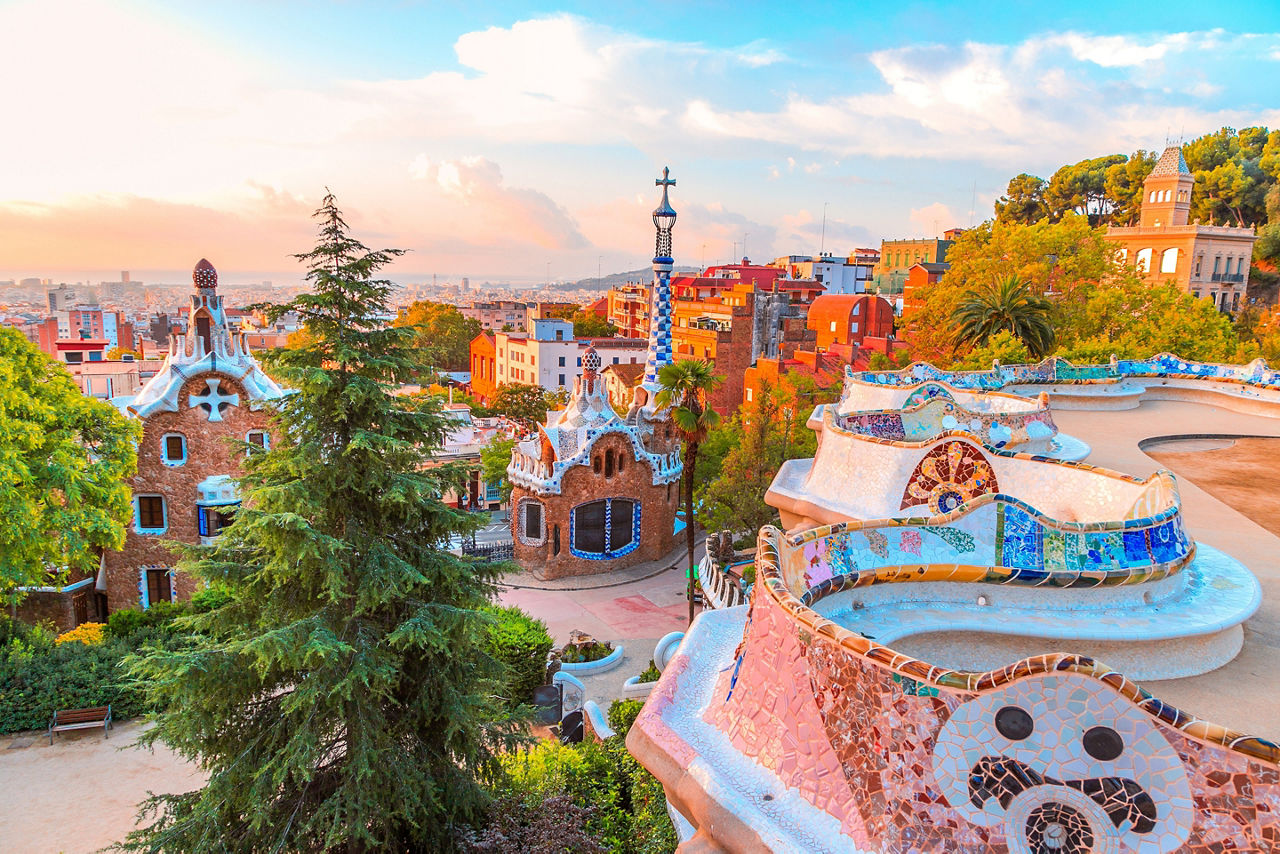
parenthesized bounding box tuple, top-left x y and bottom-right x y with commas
(900, 440, 1000, 513)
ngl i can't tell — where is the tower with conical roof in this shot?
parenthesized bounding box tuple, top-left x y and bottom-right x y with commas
(1139, 146, 1194, 229)
(644, 167, 678, 385)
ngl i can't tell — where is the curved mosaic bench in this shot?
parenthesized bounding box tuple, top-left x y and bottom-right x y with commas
(850, 353, 1280, 418)
(627, 528, 1279, 853)
(834, 377, 1090, 459)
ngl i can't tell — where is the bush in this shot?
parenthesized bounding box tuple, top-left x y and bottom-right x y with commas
(190, 586, 233, 613)
(55, 622, 106, 647)
(483, 605, 554, 708)
(490, 733, 676, 854)
(0, 636, 157, 733)
(561, 641, 613, 664)
(104, 600, 185, 640)
(636, 662, 661, 684)
(608, 698, 645, 733)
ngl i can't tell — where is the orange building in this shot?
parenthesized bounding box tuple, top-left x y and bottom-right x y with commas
(606, 283, 651, 339)
(1106, 146, 1258, 312)
(901, 262, 949, 319)
(806, 294, 895, 349)
(469, 333, 497, 402)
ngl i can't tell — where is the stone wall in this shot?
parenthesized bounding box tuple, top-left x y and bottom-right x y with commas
(511, 431, 679, 579)
(102, 373, 272, 613)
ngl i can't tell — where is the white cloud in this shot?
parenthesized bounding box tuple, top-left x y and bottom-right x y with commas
(909, 203, 958, 237)
(1031, 31, 1195, 68)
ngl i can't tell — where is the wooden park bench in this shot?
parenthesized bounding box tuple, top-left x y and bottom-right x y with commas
(48, 705, 112, 745)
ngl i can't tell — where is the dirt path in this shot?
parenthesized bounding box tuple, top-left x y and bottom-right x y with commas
(0, 721, 204, 854)
(1145, 437, 1280, 539)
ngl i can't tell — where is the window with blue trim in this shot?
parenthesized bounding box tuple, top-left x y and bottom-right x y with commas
(198, 504, 238, 538)
(162, 433, 187, 466)
(570, 498, 639, 559)
(136, 494, 167, 533)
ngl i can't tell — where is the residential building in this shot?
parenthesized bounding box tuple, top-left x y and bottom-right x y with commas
(607, 283, 651, 339)
(461, 300, 527, 331)
(469, 318, 648, 402)
(671, 281, 816, 415)
(902, 262, 950, 319)
(601, 362, 646, 412)
(1106, 145, 1258, 312)
(770, 252, 875, 294)
(806, 294, 895, 349)
(873, 230, 962, 292)
(525, 301, 579, 326)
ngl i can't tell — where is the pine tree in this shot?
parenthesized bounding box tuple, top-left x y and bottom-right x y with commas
(118, 194, 519, 853)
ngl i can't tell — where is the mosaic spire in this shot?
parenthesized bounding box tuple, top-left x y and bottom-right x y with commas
(644, 167, 677, 384)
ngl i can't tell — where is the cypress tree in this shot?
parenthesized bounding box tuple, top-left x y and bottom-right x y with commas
(118, 194, 519, 853)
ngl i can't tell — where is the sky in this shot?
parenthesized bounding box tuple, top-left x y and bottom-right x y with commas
(2, 0, 1279, 285)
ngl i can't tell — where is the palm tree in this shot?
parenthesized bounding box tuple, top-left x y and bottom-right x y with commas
(951, 275, 1056, 358)
(656, 359, 723, 625)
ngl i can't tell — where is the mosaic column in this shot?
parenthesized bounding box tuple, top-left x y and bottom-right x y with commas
(644, 167, 677, 385)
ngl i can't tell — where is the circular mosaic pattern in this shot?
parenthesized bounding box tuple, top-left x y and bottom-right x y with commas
(1004, 785, 1119, 854)
(900, 440, 999, 513)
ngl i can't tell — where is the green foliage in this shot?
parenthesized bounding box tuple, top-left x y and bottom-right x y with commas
(1043, 154, 1128, 225)
(480, 436, 517, 502)
(117, 194, 523, 853)
(0, 614, 183, 734)
(656, 359, 725, 625)
(608, 698, 645, 733)
(570, 309, 618, 338)
(867, 349, 912, 371)
(636, 662, 661, 684)
(458, 792, 607, 853)
(950, 275, 1055, 358)
(994, 173, 1049, 225)
(0, 327, 140, 600)
(486, 712, 677, 854)
(104, 601, 184, 641)
(950, 330, 1034, 371)
(483, 605, 553, 707)
(561, 641, 613, 664)
(488, 382, 569, 429)
(394, 299, 483, 371)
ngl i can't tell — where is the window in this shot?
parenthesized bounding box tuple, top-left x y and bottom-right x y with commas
(198, 505, 237, 537)
(558, 356, 566, 367)
(570, 498, 640, 558)
(136, 495, 167, 533)
(559, 374, 566, 386)
(531, 356, 535, 366)
(613, 357, 619, 364)
(829, 321, 838, 332)
(605, 450, 614, 478)
(555, 330, 564, 341)
(162, 433, 187, 466)
(1160, 248, 1179, 274)
(746, 388, 754, 402)
(851, 322, 860, 334)
(1233, 292, 1241, 310)
(1214, 256, 1221, 274)
(145, 568, 172, 608)
(853, 302, 861, 315)
(518, 500, 545, 545)
(1195, 256, 1203, 277)
(576, 357, 582, 367)
(1135, 248, 1153, 273)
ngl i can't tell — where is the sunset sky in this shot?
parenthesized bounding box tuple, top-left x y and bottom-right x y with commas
(3, 0, 1278, 284)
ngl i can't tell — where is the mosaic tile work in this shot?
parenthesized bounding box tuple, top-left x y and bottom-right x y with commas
(850, 352, 1280, 396)
(899, 439, 999, 513)
(835, 379, 1062, 450)
(687, 537, 1280, 851)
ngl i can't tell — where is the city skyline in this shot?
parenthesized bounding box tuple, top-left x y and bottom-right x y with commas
(2, 0, 1278, 283)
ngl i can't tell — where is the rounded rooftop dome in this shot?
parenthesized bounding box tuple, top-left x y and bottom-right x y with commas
(582, 346, 601, 375)
(193, 258, 218, 290)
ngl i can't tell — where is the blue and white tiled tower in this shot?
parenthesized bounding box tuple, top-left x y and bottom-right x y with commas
(643, 167, 677, 384)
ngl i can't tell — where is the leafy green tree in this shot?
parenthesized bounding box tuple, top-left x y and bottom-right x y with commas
(951, 275, 1055, 358)
(395, 300, 482, 371)
(1102, 150, 1157, 225)
(1043, 155, 1127, 224)
(951, 329, 1034, 370)
(568, 310, 617, 338)
(655, 359, 723, 626)
(995, 173, 1048, 225)
(117, 194, 518, 853)
(487, 383, 568, 430)
(0, 328, 139, 601)
(480, 436, 517, 503)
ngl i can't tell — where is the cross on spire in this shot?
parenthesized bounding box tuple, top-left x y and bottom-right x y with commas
(656, 166, 676, 190)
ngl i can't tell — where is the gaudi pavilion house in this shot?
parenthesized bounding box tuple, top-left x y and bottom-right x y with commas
(629, 356, 1280, 853)
(507, 170, 685, 578)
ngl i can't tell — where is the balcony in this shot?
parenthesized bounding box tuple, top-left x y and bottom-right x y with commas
(1210, 273, 1245, 284)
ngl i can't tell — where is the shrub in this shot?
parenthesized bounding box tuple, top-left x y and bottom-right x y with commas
(561, 641, 613, 664)
(104, 601, 185, 640)
(0, 636, 157, 733)
(457, 792, 606, 853)
(55, 622, 106, 647)
(483, 605, 554, 708)
(190, 586, 233, 613)
(636, 661, 661, 684)
(608, 698, 645, 733)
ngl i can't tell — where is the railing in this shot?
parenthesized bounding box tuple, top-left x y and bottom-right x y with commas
(462, 541, 514, 562)
(1210, 272, 1246, 284)
(697, 551, 749, 609)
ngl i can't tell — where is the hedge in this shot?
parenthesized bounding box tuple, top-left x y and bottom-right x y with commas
(483, 605, 554, 708)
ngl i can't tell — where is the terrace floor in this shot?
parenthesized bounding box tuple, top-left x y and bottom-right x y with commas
(1051, 401, 1280, 739)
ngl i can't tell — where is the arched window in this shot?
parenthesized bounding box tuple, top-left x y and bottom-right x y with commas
(616, 453, 625, 474)
(570, 498, 640, 559)
(593, 455, 602, 474)
(1135, 248, 1153, 273)
(1149, 190, 1157, 203)
(1160, 248, 1179, 274)
(604, 450, 614, 478)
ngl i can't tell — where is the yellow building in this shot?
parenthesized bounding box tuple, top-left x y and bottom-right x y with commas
(1106, 146, 1257, 312)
